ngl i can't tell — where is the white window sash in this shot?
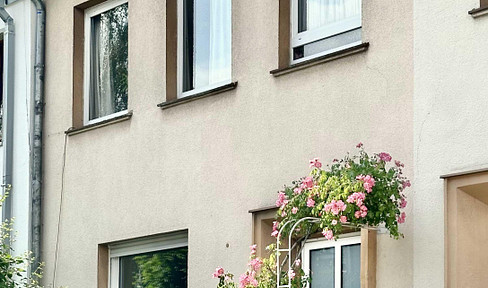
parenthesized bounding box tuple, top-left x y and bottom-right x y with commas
(290, 0, 362, 64)
(83, 0, 129, 126)
(176, 0, 232, 99)
(108, 231, 188, 288)
(302, 233, 361, 288)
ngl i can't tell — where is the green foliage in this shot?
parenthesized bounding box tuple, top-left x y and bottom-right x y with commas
(277, 145, 409, 240)
(0, 189, 44, 288)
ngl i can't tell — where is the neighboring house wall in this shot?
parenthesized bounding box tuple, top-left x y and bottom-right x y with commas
(414, 0, 488, 287)
(0, 0, 36, 259)
(42, 0, 413, 288)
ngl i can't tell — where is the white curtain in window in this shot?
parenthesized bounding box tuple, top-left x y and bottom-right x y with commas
(90, 15, 115, 120)
(194, 0, 231, 89)
(307, 0, 360, 31)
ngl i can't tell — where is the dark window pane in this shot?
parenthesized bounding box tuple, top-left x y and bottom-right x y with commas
(310, 247, 335, 288)
(89, 3, 128, 120)
(119, 247, 188, 288)
(298, 0, 307, 32)
(183, 0, 194, 92)
(341, 244, 360, 288)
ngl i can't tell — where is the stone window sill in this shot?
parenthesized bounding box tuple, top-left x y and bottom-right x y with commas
(158, 82, 238, 110)
(65, 111, 133, 136)
(469, 6, 488, 18)
(270, 42, 370, 77)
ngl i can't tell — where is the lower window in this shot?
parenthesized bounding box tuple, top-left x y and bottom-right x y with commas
(109, 232, 188, 288)
(302, 234, 360, 288)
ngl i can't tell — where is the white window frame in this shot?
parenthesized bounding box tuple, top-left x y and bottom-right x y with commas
(290, 0, 362, 65)
(302, 233, 361, 288)
(176, 0, 232, 99)
(108, 231, 188, 288)
(84, 0, 129, 126)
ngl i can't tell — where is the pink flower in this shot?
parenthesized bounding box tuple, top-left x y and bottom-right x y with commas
(275, 192, 288, 207)
(272, 221, 279, 231)
(249, 258, 263, 271)
(402, 180, 411, 189)
(292, 207, 299, 214)
(271, 230, 279, 237)
(347, 192, 366, 207)
(303, 177, 314, 189)
(398, 212, 406, 224)
(324, 200, 347, 215)
(395, 160, 404, 167)
(360, 205, 368, 218)
(309, 158, 322, 169)
(355, 211, 361, 219)
(239, 271, 258, 288)
(378, 152, 392, 162)
(331, 219, 338, 225)
(322, 229, 334, 240)
(288, 269, 296, 280)
(281, 210, 287, 217)
(250, 244, 257, 255)
(294, 259, 301, 267)
(356, 175, 375, 193)
(400, 198, 407, 209)
(212, 267, 225, 278)
(356, 142, 363, 148)
(293, 187, 303, 194)
(340, 215, 348, 223)
(307, 198, 315, 208)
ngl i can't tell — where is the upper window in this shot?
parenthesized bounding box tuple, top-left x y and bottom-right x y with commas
(302, 234, 361, 288)
(84, 0, 128, 125)
(178, 0, 232, 98)
(291, 0, 362, 64)
(108, 232, 188, 288)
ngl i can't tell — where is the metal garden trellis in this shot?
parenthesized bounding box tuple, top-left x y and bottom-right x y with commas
(275, 217, 380, 288)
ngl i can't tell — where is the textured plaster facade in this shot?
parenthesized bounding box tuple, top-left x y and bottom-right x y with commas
(42, 0, 413, 287)
(413, 0, 488, 287)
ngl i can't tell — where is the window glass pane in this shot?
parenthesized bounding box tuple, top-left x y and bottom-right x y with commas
(341, 244, 360, 288)
(183, 0, 232, 93)
(298, 0, 361, 32)
(310, 247, 335, 288)
(89, 3, 128, 120)
(119, 247, 188, 288)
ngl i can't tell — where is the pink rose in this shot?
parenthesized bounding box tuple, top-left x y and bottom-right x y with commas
(250, 244, 257, 255)
(303, 176, 314, 189)
(400, 198, 407, 209)
(340, 215, 347, 223)
(292, 207, 298, 214)
(288, 269, 296, 280)
(356, 175, 375, 193)
(309, 158, 322, 169)
(275, 192, 288, 207)
(322, 229, 334, 240)
(307, 198, 315, 208)
(402, 180, 411, 189)
(249, 258, 263, 271)
(378, 152, 392, 162)
(398, 212, 406, 224)
(271, 230, 279, 237)
(212, 267, 225, 278)
(294, 259, 301, 267)
(331, 219, 338, 225)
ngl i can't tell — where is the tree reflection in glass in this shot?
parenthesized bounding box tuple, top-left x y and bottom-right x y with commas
(119, 247, 188, 288)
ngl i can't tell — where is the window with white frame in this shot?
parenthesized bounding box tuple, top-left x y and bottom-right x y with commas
(302, 234, 361, 288)
(178, 0, 232, 98)
(291, 0, 362, 63)
(84, 0, 128, 125)
(108, 231, 188, 288)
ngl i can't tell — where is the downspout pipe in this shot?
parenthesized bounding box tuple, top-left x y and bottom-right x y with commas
(30, 0, 45, 271)
(0, 4, 15, 229)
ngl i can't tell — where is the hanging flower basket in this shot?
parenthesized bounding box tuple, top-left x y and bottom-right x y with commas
(214, 143, 410, 288)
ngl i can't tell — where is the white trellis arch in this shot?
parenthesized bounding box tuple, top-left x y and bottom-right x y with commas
(275, 217, 380, 288)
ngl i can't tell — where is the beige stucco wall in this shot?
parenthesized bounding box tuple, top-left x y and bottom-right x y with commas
(42, 0, 413, 287)
(413, 0, 488, 287)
